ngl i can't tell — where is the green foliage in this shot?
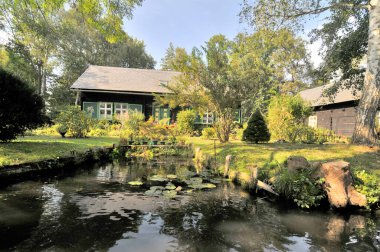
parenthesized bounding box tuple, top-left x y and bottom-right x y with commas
(176, 110, 196, 135)
(55, 106, 93, 138)
(119, 110, 145, 140)
(243, 110, 270, 143)
(274, 167, 325, 209)
(0, 69, 45, 142)
(32, 125, 60, 136)
(201, 127, 216, 139)
(57, 124, 68, 137)
(267, 95, 312, 142)
(353, 169, 380, 207)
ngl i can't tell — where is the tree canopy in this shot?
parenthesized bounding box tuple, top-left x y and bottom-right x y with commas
(0, 68, 45, 142)
(158, 31, 310, 142)
(240, 0, 379, 144)
(0, 0, 155, 117)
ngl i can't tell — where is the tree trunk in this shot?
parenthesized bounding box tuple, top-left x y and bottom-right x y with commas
(352, 1, 380, 144)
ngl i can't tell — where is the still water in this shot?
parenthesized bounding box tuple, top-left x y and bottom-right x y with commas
(0, 158, 379, 251)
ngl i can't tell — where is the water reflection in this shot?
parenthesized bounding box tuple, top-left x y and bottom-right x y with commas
(0, 159, 378, 251)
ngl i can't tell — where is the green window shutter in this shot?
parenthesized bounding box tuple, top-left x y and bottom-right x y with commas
(83, 102, 98, 119)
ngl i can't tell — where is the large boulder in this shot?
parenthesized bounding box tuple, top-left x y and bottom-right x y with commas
(320, 161, 367, 208)
(285, 156, 310, 172)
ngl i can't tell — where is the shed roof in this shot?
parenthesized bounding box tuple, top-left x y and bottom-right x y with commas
(70, 65, 181, 94)
(299, 84, 361, 107)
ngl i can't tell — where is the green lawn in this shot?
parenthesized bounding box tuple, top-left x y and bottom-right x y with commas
(185, 137, 380, 175)
(0, 136, 119, 167)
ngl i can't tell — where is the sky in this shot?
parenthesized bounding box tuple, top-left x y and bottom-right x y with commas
(124, 0, 248, 68)
(124, 0, 325, 69)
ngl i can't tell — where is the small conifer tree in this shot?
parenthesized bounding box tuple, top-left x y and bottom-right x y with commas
(243, 110, 270, 143)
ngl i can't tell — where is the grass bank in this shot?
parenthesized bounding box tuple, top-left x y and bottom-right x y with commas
(0, 136, 119, 167)
(185, 137, 380, 175)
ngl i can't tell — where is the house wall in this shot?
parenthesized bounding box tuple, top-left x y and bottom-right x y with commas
(312, 101, 359, 137)
(81, 91, 155, 119)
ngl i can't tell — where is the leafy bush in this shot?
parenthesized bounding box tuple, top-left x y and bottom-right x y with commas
(201, 127, 216, 139)
(242, 110, 270, 143)
(267, 95, 312, 142)
(176, 109, 196, 135)
(0, 69, 45, 142)
(353, 169, 380, 207)
(274, 167, 325, 209)
(32, 125, 59, 136)
(55, 106, 93, 138)
(57, 124, 68, 137)
(119, 110, 145, 141)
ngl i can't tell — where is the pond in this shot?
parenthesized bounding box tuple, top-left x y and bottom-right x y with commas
(0, 158, 379, 251)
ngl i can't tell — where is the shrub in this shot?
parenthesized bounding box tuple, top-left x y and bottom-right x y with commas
(274, 167, 325, 209)
(201, 127, 216, 139)
(242, 110, 270, 143)
(119, 110, 145, 141)
(176, 109, 196, 135)
(267, 95, 312, 142)
(0, 69, 45, 142)
(353, 169, 380, 207)
(55, 106, 93, 138)
(57, 124, 68, 137)
(32, 125, 59, 136)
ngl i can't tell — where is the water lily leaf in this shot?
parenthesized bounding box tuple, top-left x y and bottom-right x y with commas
(149, 175, 168, 182)
(209, 179, 221, 184)
(166, 174, 177, 179)
(145, 188, 163, 196)
(163, 190, 177, 198)
(188, 183, 216, 189)
(128, 181, 143, 186)
(190, 177, 203, 183)
(165, 183, 176, 190)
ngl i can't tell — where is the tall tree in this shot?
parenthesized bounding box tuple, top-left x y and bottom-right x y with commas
(158, 32, 309, 142)
(0, 0, 144, 96)
(49, 10, 155, 117)
(240, 0, 379, 144)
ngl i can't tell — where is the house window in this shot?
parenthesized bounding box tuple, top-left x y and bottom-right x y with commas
(99, 102, 113, 119)
(202, 111, 214, 124)
(308, 115, 318, 128)
(115, 103, 128, 115)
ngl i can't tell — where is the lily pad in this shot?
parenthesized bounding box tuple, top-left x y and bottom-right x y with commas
(128, 181, 143, 186)
(163, 190, 177, 198)
(209, 179, 221, 184)
(149, 175, 168, 182)
(165, 183, 176, 190)
(188, 183, 216, 189)
(166, 174, 177, 179)
(191, 177, 203, 182)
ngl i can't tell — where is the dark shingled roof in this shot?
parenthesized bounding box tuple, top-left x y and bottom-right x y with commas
(70, 65, 181, 94)
(299, 84, 361, 107)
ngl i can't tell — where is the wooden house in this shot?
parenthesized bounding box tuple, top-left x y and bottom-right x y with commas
(300, 84, 380, 137)
(70, 65, 242, 125)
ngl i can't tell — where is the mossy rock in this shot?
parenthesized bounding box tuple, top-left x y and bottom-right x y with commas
(128, 181, 144, 186)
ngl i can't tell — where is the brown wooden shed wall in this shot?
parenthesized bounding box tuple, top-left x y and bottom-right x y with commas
(313, 101, 358, 137)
